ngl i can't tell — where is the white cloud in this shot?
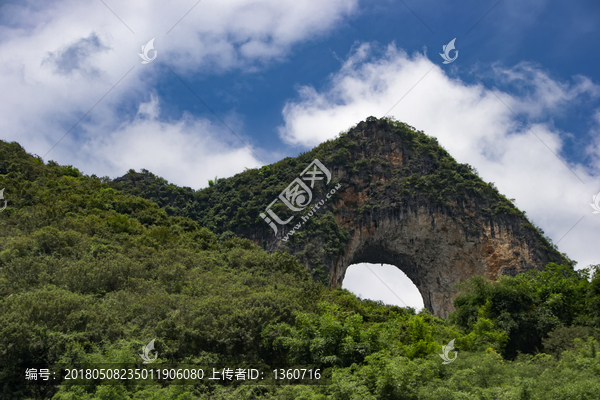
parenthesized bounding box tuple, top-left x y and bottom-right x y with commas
(79, 95, 262, 188)
(279, 42, 600, 277)
(0, 0, 359, 181)
(491, 63, 600, 118)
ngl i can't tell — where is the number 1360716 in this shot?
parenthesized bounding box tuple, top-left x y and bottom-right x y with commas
(272, 369, 321, 380)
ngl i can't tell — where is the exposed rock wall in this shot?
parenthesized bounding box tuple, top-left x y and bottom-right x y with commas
(330, 207, 547, 318)
(263, 118, 565, 318)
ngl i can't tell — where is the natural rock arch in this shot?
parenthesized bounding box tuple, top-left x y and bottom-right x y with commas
(256, 118, 566, 318)
(329, 206, 526, 318)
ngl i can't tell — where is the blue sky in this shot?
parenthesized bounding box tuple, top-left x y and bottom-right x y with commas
(144, 0, 600, 160)
(1, 0, 600, 310)
(168, 2, 596, 142)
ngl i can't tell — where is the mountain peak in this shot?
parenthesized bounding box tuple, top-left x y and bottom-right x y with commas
(109, 117, 568, 317)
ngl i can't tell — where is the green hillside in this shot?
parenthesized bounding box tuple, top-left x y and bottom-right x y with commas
(0, 139, 599, 399)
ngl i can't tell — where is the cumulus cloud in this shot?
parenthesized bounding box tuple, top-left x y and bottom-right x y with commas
(0, 0, 359, 180)
(279, 42, 600, 274)
(79, 95, 262, 188)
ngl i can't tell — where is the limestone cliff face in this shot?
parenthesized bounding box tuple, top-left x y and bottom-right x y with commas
(330, 207, 551, 318)
(261, 117, 565, 318)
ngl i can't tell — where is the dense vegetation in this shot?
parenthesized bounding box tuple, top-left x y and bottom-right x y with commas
(1, 135, 598, 399)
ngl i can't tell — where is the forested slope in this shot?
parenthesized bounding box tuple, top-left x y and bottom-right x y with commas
(0, 140, 599, 399)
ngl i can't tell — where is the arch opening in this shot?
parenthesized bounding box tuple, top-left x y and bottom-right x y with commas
(342, 263, 425, 312)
